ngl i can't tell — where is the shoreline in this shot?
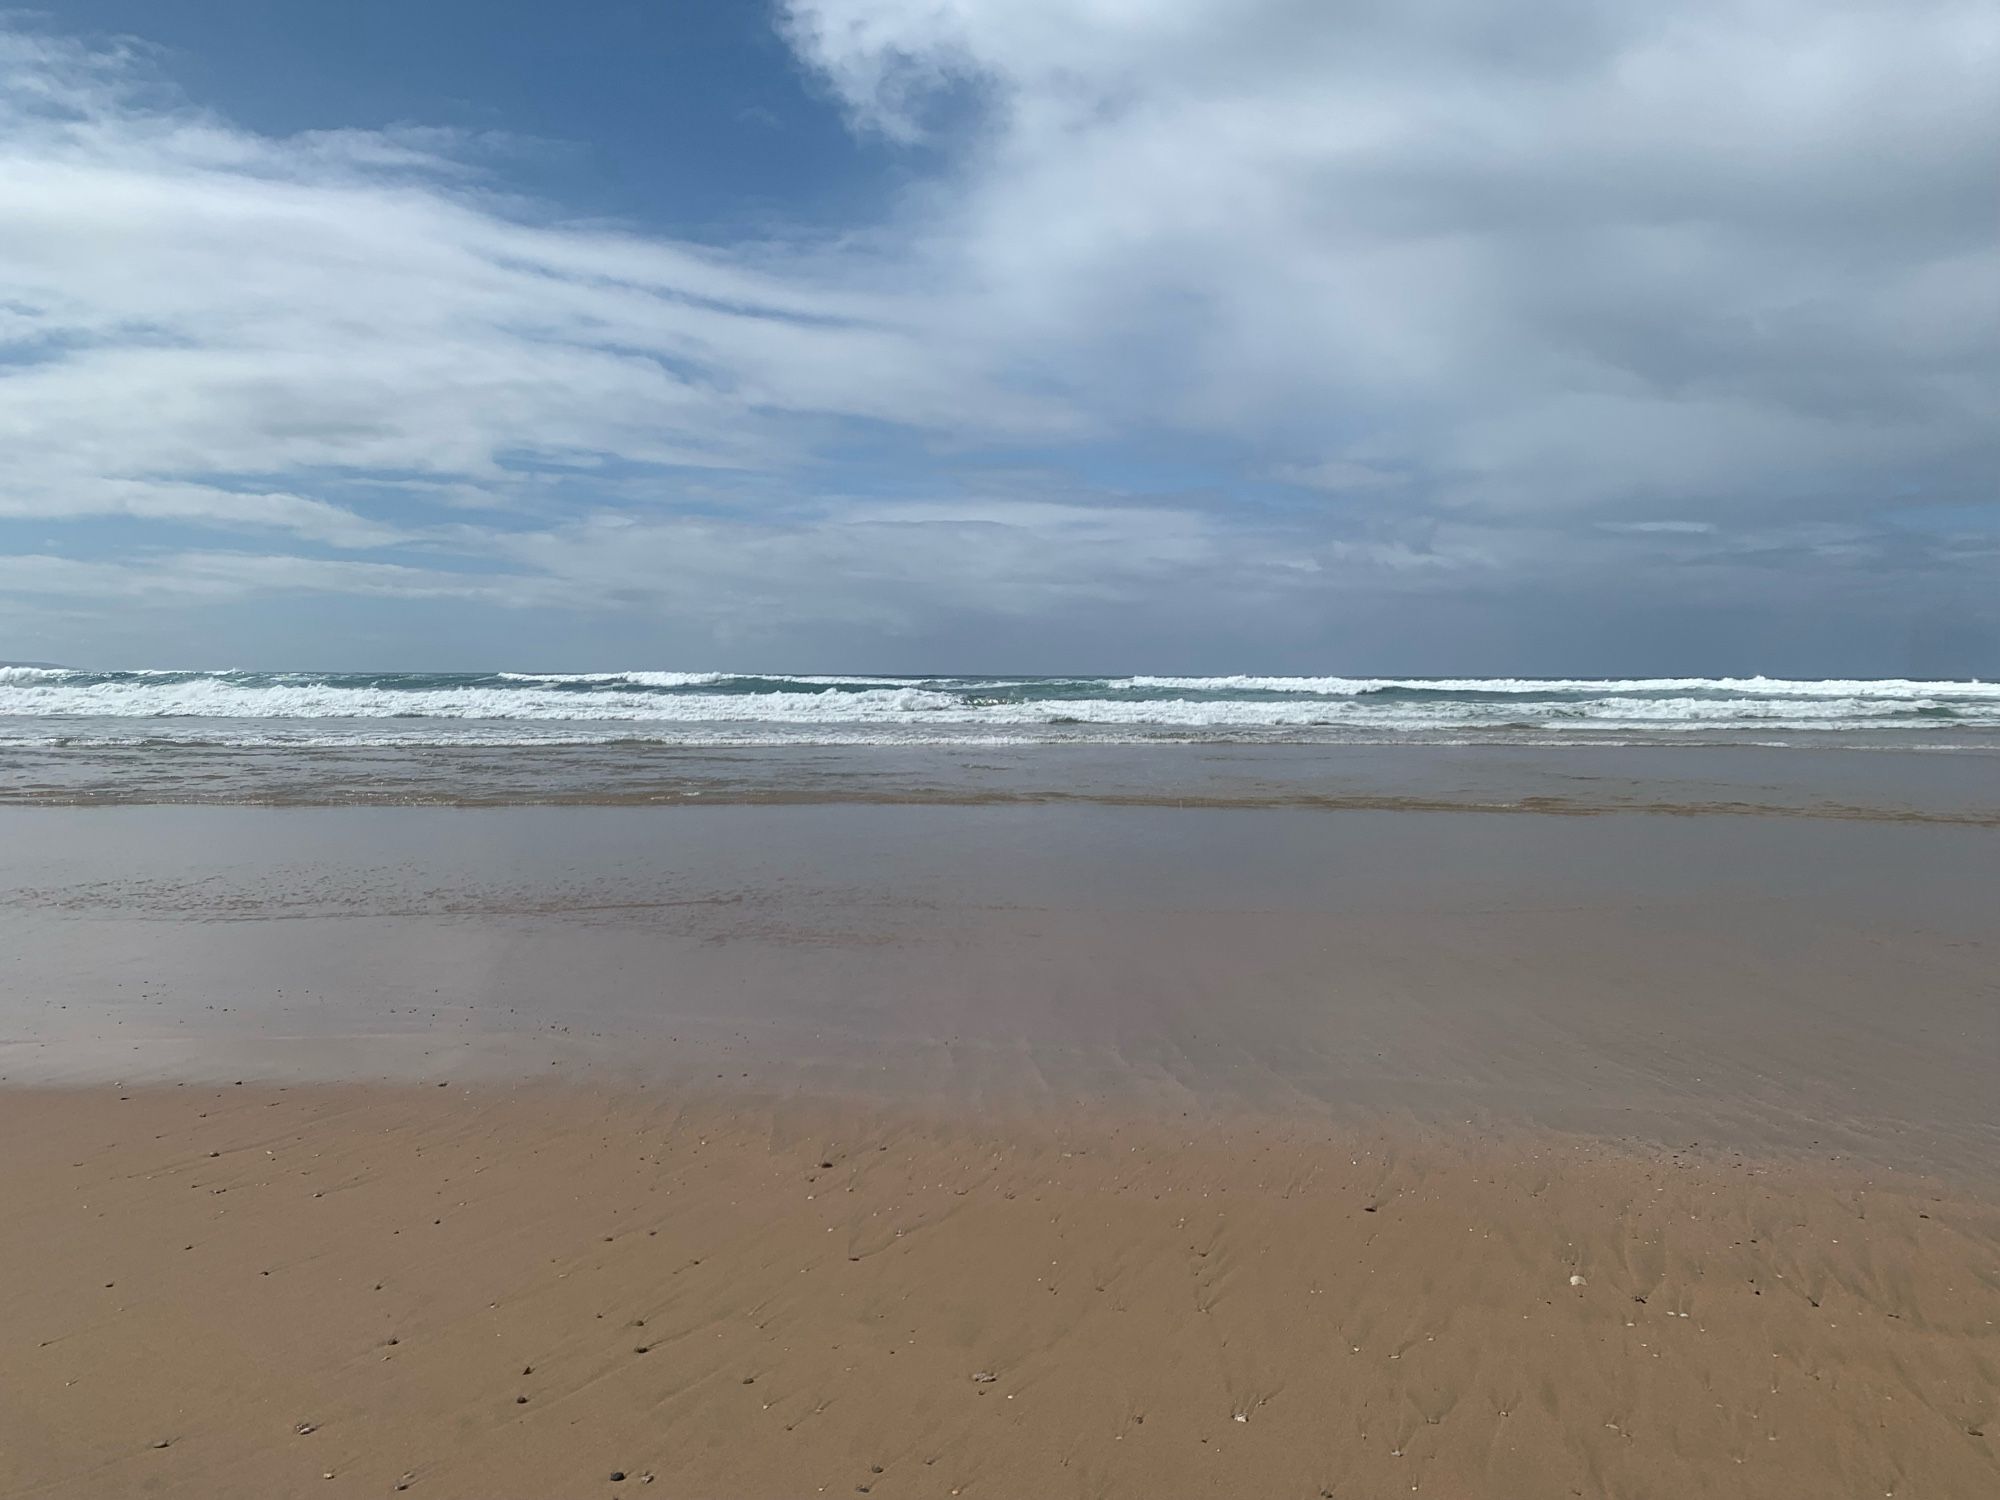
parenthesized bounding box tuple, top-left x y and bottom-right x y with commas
(4, 802, 1995, 1181)
(9, 787, 2000, 825)
(6, 739, 2000, 822)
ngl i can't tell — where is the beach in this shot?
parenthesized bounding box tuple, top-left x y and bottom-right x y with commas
(5, 1085, 1996, 1500)
(2, 794, 1997, 1496)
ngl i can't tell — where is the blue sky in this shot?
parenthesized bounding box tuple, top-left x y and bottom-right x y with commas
(39, 0, 909, 234)
(1, 1, 1996, 673)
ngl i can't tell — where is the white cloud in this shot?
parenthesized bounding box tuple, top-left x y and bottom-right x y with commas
(0, 478, 413, 547)
(784, 0, 2000, 516)
(0, 549, 551, 604)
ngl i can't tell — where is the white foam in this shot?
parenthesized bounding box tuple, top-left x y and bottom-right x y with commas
(0, 666, 77, 686)
(1116, 674, 2000, 698)
(0, 679, 968, 722)
(494, 671, 924, 689)
(3, 670, 1997, 742)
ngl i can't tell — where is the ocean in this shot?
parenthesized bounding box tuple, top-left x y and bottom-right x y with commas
(3, 667, 1997, 810)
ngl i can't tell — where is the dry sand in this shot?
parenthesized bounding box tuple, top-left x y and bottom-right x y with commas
(3, 1083, 1996, 1499)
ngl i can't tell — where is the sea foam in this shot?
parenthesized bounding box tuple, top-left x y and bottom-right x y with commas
(2, 669, 1996, 746)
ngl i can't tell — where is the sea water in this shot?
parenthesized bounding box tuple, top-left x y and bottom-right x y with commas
(2, 667, 1997, 807)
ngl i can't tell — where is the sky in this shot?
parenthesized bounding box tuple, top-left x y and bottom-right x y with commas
(1, 0, 1996, 674)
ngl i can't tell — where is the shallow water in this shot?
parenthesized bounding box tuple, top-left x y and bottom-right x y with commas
(3, 803, 1994, 1179)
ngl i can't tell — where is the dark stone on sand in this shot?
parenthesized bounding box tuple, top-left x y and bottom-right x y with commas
(610, 1472, 626, 1482)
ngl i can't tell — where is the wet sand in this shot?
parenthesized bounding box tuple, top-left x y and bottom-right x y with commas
(3, 805, 1996, 1173)
(7, 737, 2000, 821)
(4, 1085, 1997, 1500)
(2, 802, 1997, 1495)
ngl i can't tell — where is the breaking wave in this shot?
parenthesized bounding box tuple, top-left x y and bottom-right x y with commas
(3, 668, 1998, 744)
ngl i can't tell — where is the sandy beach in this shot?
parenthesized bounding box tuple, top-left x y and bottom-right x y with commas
(2, 801, 1997, 1497)
(5, 1084, 1997, 1500)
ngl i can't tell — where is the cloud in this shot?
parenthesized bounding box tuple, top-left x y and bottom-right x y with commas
(1, 7, 1996, 670)
(0, 28, 1074, 544)
(484, 498, 1305, 631)
(0, 477, 414, 547)
(783, 0, 1999, 519)
(1272, 461, 1407, 495)
(0, 546, 569, 601)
